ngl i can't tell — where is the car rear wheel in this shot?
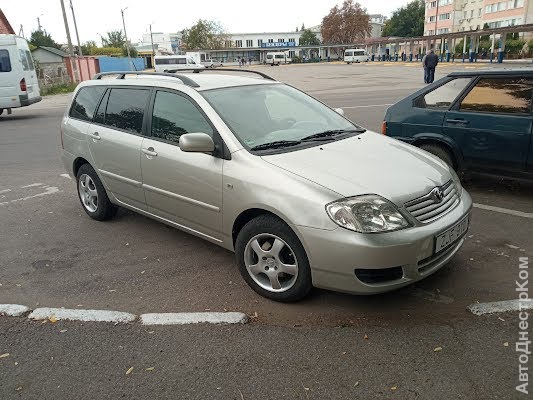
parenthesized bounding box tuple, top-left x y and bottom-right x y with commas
(0, 109, 3, 116)
(419, 143, 455, 171)
(235, 215, 312, 302)
(76, 164, 117, 221)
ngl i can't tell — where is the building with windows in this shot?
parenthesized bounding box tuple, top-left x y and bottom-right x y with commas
(424, 0, 532, 36)
(0, 8, 15, 34)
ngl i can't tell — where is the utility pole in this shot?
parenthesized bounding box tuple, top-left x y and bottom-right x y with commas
(121, 7, 134, 70)
(19, 25, 25, 38)
(60, 0, 80, 82)
(149, 23, 155, 67)
(37, 15, 43, 31)
(70, 0, 83, 56)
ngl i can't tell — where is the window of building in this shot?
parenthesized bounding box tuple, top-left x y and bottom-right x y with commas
(438, 0, 451, 5)
(268, 39, 274, 43)
(258, 39, 263, 47)
(0, 49, 11, 72)
(470, 9, 474, 17)
(438, 13, 450, 20)
(429, 1, 437, 8)
(429, 16, 436, 22)
(278, 38, 284, 42)
(288, 38, 295, 42)
(478, 8, 482, 16)
(69, 87, 106, 122)
(460, 78, 532, 114)
(246, 39, 253, 47)
(415, 78, 472, 109)
(235, 40, 243, 47)
(151, 91, 213, 144)
(103, 88, 150, 134)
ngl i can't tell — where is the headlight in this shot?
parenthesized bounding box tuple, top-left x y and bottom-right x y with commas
(449, 168, 463, 198)
(326, 195, 411, 233)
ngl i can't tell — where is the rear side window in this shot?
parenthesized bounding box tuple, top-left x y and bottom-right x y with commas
(25, 51, 35, 71)
(104, 88, 150, 134)
(345, 51, 353, 56)
(19, 50, 29, 71)
(70, 86, 106, 121)
(0, 49, 11, 72)
(178, 58, 186, 64)
(460, 78, 533, 114)
(415, 78, 472, 109)
(69, 86, 105, 121)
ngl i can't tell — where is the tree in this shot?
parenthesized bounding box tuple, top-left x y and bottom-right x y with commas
(101, 30, 125, 48)
(321, 0, 371, 44)
(299, 29, 320, 46)
(182, 20, 228, 50)
(382, 0, 424, 37)
(81, 40, 97, 55)
(29, 30, 61, 49)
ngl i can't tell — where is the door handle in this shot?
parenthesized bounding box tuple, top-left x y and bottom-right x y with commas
(88, 132, 101, 140)
(446, 119, 470, 125)
(142, 147, 158, 157)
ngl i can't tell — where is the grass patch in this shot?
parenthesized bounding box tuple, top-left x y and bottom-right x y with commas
(41, 83, 77, 96)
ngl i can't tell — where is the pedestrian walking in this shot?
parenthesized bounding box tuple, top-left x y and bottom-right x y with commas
(423, 49, 439, 84)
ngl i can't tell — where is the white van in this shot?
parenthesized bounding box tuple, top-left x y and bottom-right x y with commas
(154, 55, 205, 73)
(0, 34, 41, 116)
(266, 52, 291, 66)
(344, 49, 370, 64)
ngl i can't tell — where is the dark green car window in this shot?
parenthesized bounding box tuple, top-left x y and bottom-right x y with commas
(415, 78, 472, 110)
(460, 78, 533, 114)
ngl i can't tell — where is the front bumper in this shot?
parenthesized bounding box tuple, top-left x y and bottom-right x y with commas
(297, 190, 473, 294)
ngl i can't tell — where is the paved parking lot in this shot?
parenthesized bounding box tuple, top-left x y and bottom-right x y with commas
(0, 63, 531, 398)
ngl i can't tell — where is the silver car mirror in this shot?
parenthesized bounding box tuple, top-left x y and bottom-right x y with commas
(334, 108, 345, 116)
(179, 133, 215, 153)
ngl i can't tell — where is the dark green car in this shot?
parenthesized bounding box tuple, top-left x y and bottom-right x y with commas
(383, 70, 533, 179)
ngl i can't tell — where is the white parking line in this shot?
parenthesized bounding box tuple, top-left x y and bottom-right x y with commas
(0, 189, 11, 194)
(0, 186, 60, 206)
(20, 183, 44, 188)
(60, 174, 72, 180)
(29, 308, 136, 323)
(140, 312, 249, 326)
(468, 299, 533, 316)
(474, 203, 533, 219)
(0, 304, 30, 317)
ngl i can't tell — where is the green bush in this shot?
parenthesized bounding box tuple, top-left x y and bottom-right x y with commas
(41, 83, 77, 96)
(291, 55, 302, 63)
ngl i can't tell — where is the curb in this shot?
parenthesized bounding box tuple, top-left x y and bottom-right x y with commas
(1, 304, 249, 326)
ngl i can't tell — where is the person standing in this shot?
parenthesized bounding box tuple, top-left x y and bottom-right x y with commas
(423, 49, 439, 84)
(421, 52, 428, 84)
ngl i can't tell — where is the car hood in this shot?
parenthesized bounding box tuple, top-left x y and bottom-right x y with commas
(261, 132, 452, 206)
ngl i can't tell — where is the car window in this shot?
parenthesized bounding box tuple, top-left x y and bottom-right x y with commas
(69, 86, 106, 122)
(151, 91, 213, 144)
(25, 51, 35, 71)
(0, 49, 11, 72)
(460, 78, 533, 114)
(415, 78, 472, 109)
(19, 50, 29, 71)
(103, 88, 150, 134)
(178, 58, 186, 64)
(345, 51, 353, 56)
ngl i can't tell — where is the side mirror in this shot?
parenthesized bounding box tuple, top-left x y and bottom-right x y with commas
(334, 108, 345, 116)
(179, 133, 215, 153)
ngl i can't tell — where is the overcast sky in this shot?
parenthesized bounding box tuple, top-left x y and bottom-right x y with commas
(2, 0, 409, 45)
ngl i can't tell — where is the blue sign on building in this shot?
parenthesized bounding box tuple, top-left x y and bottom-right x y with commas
(261, 42, 296, 48)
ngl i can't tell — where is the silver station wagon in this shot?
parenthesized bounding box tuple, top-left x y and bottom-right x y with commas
(61, 70, 472, 302)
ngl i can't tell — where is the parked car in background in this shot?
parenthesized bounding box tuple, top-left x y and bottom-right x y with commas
(0, 34, 41, 116)
(344, 49, 370, 64)
(201, 59, 223, 68)
(383, 70, 533, 179)
(61, 70, 471, 302)
(154, 55, 205, 73)
(266, 51, 291, 66)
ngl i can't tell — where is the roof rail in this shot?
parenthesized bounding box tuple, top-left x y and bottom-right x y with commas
(175, 68, 276, 81)
(93, 71, 200, 88)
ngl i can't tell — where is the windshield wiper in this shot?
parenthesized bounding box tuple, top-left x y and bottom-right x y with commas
(250, 140, 302, 151)
(301, 128, 366, 142)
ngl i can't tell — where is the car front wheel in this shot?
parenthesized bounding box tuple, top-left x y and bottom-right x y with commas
(235, 215, 312, 302)
(419, 143, 456, 171)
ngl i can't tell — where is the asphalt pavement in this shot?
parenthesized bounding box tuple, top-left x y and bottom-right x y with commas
(0, 63, 531, 399)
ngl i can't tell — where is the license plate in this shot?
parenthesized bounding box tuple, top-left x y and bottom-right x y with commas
(435, 215, 469, 253)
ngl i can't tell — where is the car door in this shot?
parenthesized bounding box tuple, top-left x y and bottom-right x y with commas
(140, 89, 224, 242)
(443, 77, 533, 173)
(87, 86, 151, 211)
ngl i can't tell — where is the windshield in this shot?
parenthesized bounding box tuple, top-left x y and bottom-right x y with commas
(202, 84, 359, 151)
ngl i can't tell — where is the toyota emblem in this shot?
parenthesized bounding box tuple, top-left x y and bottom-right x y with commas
(430, 187, 445, 203)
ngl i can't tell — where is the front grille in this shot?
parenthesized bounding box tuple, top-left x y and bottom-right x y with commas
(404, 181, 459, 223)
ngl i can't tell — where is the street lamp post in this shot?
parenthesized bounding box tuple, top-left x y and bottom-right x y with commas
(121, 7, 134, 70)
(59, 0, 79, 82)
(70, 0, 83, 56)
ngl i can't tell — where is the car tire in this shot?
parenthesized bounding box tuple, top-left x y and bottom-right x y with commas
(420, 143, 456, 171)
(76, 164, 117, 221)
(0, 108, 3, 116)
(235, 215, 312, 302)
